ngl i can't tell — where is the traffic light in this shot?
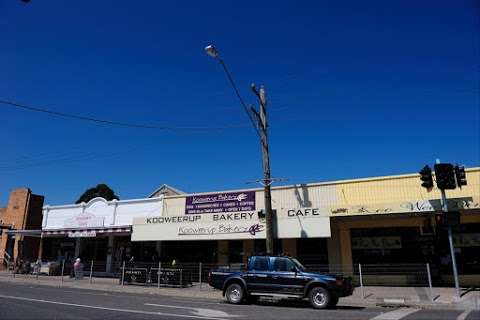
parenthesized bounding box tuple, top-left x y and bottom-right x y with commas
(434, 163, 456, 190)
(419, 165, 434, 190)
(454, 165, 467, 188)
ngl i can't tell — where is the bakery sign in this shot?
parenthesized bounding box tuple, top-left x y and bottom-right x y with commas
(185, 191, 255, 214)
(132, 211, 265, 241)
(132, 207, 331, 241)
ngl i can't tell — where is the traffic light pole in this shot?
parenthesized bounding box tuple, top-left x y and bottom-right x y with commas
(437, 160, 461, 300)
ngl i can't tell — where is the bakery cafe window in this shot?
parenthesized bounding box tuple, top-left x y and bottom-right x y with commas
(351, 227, 424, 264)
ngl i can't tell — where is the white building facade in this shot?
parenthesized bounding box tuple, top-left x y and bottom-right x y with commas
(41, 196, 163, 273)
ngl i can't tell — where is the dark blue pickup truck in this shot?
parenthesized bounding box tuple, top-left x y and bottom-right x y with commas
(209, 255, 353, 309)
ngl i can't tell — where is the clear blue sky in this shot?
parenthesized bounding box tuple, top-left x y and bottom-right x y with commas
(1, 1, 479, 206)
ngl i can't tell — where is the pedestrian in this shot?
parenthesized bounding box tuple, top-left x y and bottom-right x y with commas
(73, 258, 83, 280)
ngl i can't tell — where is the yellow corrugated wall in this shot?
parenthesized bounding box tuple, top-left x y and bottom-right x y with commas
(334, 167, 479, 207)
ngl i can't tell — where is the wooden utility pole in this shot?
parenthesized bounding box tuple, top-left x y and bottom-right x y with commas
(251, 84, 275, 254)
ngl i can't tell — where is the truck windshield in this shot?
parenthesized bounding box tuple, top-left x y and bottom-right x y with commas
(291, 258, 306, 272)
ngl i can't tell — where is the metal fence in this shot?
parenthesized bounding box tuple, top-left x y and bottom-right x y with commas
(7, 259, 444, 300)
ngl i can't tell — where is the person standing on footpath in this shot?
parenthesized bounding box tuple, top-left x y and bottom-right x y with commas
(73, 258, 83, 280)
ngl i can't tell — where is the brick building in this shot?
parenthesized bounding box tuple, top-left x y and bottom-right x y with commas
(0, 188, 44, 268)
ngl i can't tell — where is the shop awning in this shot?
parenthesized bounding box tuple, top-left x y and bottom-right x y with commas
(42, 226, 131, 237)
(4, 229, 43, 237)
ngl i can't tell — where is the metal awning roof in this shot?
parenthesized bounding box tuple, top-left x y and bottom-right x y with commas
(3, 229, 42, 237)
(42, 226, 131, 237)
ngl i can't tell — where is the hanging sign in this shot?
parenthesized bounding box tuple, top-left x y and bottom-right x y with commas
(67, 231, 97, 238)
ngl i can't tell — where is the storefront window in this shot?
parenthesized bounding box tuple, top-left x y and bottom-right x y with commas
(443, 223, 480, 274)
(351, 227, 426, 265)
(161, 240, 217, 263)
(43, 238, 76, 261)
(296, 238, 328, 265)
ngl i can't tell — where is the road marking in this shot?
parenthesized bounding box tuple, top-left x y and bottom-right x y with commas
(170, 300, 224, 306)
(456, 310, 471, 320)
(144, 303, 239, 318)
(369, 308, 420, 320)
(0, 294, 227, 320)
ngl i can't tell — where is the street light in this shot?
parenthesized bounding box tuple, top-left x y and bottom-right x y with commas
(204, 44, 275, 255)
(204, 45, 219, 58)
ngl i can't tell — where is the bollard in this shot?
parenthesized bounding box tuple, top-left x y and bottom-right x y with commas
(61, 260, 65, 285)
(89, 260, 94, 284)
(426, 263, 433, 302)
(157, 262, 161, 289)
(180, 269, 183, 287)
(358, 263, 364, 299)
(199, 262, 202, 290)
(121, 261, 125, 286)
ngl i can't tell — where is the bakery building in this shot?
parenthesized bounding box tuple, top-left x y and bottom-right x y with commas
(37, 168, 480, 284)
(132, 167, 480, 286)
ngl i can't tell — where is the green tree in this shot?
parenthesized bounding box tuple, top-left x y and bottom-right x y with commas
(75, 183, 119, 204)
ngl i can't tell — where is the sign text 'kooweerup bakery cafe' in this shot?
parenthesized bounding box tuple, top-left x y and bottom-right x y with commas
(132, 190, 331, 242)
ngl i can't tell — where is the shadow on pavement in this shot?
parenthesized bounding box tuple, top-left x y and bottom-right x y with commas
(460, 287, 479, 298)
(249, 298, 365, 310)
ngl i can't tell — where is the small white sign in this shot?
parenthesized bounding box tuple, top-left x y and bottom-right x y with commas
(68, 231, 97, 238)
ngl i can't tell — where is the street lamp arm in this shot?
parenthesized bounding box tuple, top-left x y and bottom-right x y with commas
(216, 58, 262, 139)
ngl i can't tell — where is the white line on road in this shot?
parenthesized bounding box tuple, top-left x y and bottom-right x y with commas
(144, 303, 239, 318)
(169, 299, 223, 306)
(0, 294, 227, 320)
(456, 310, 471, 320)
(369, 308, 420, 320)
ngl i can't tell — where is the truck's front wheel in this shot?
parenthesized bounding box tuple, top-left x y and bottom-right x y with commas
(225, 283, 245, 304)
(308, 287, 331, 309)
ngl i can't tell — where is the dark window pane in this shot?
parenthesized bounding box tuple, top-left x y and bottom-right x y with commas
(273, 257, 295, 272)
(253, 257, 269, 271)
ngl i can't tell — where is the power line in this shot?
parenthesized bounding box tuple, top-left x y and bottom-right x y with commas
(0, 98, 249, 131)
(0, 143, 154, 172)
(216, 59, 262, 138)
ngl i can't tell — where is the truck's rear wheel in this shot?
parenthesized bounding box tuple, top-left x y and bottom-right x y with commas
(225, 283, 244, 304)
(308, 287, 331, 309)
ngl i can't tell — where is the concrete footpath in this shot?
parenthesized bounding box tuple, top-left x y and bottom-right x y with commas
(0, 271, 478, 311)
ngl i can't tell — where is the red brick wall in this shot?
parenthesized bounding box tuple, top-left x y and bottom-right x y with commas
(0, 189, 44, 264)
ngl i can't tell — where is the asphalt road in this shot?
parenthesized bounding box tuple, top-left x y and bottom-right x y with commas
(0, 282, 477, 320)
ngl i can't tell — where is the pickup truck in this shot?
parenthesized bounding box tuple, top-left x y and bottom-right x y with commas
(209, 255, 353, 309)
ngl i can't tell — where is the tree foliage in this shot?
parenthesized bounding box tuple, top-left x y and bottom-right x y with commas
(75, 183, 119, 204)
